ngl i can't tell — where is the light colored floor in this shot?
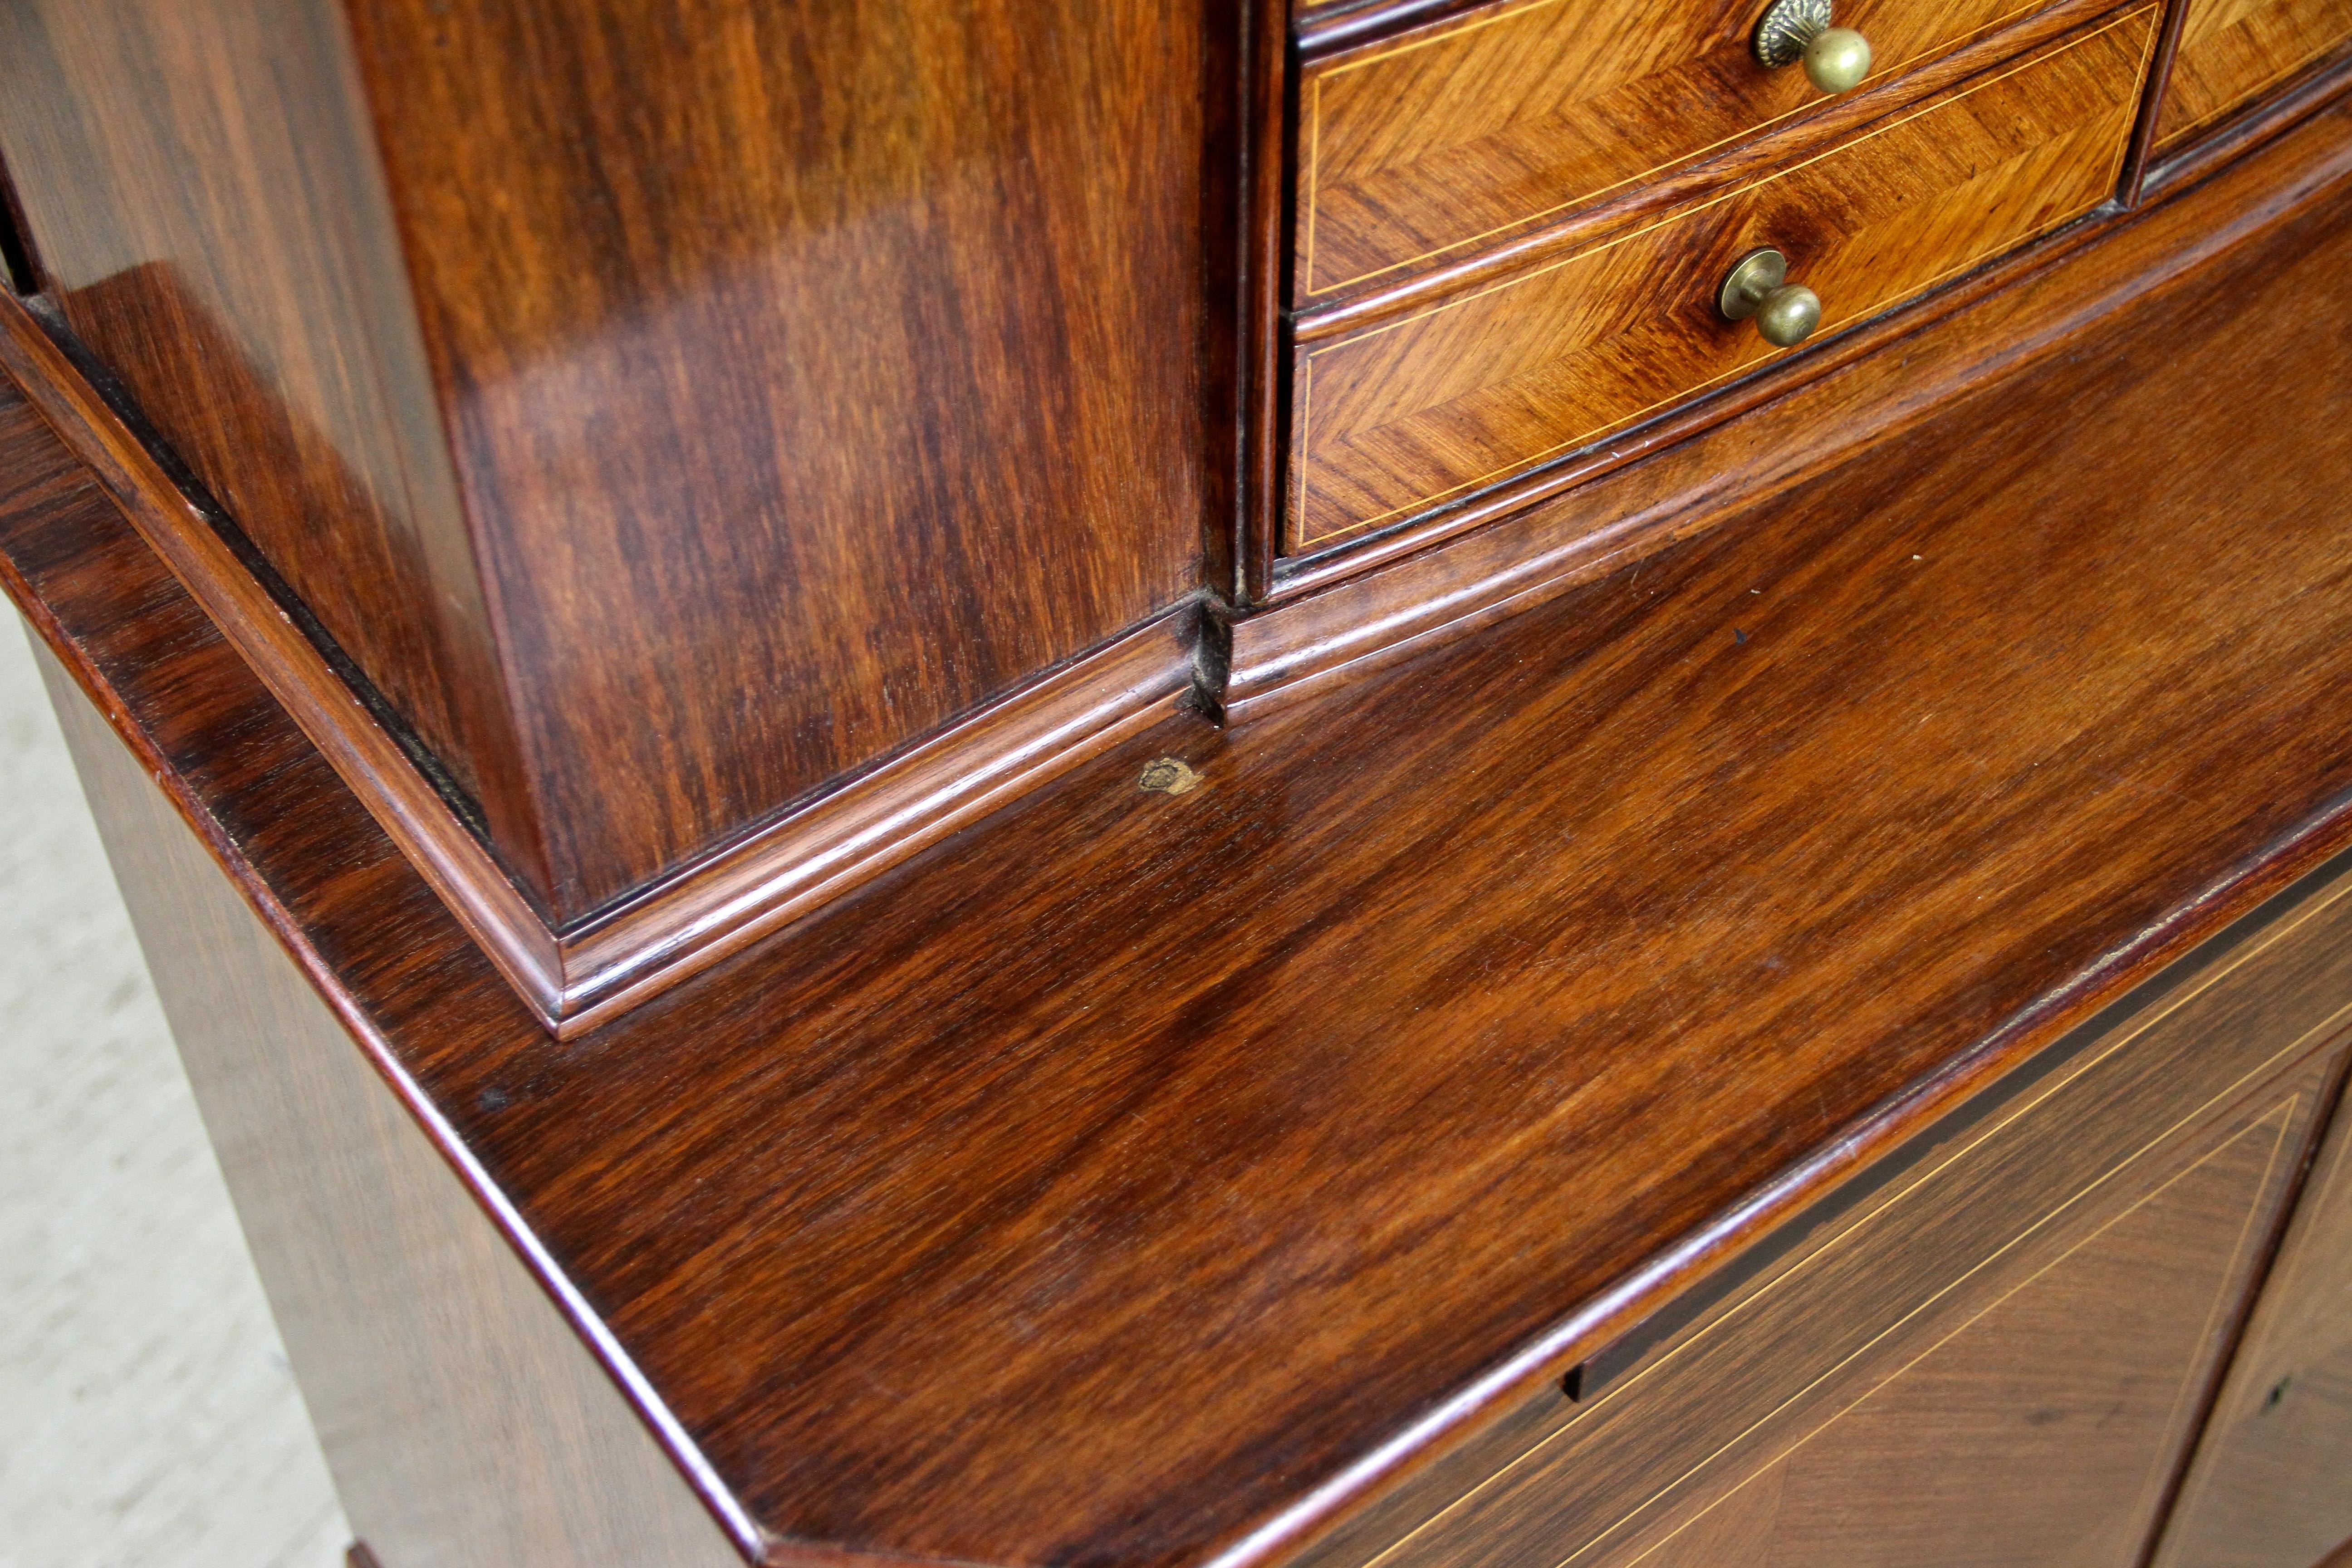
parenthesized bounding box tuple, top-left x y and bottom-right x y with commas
(0, 620, 351, 1566)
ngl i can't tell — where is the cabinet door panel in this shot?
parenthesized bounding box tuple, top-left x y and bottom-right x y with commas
(1630, 1099, 2303, 1568)
(1313, 861, 2352, 1568)
(2153, 1084, 2352, 1568)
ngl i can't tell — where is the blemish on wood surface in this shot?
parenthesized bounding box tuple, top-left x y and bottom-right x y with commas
(1137, 758, 1203, 796)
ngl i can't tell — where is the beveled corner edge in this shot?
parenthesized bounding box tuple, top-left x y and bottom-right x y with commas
(0, 289, 572, 1022)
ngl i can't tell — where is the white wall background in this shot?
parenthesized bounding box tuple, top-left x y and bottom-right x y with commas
(0, 619, 350, 1567)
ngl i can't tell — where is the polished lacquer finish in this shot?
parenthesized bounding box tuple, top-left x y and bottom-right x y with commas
(8, 76, 2352, 1564)
(2154, 1061, 2352, 1568)
(2156, 0, 2352, 147)
(1300, 0, 2086, 298)
(1286, 8, 2158, 550)
(0, 0, 1232, 1028)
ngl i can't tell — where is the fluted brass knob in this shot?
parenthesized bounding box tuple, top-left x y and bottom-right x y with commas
(1754, 0, 1873, 93)
(1719, 247, 1822, 348)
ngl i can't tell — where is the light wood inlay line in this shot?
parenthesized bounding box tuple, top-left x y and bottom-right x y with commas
(1299, 0, 2050, 296)
(1357, 858, 2352, 1568)
(1615, 1103, 2298, 1568)
(1291, 7, 2161, 551)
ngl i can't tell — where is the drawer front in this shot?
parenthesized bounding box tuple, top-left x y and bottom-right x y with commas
(1298, 860, 2352, 1568)
(2154, 0, 2352, 152)
(1303, 0, 2069, 299)
(1287, 8, 2156, 554)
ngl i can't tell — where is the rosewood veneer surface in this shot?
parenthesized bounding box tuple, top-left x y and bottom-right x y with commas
(7, 106, 2352, 1568)
(0, 0, 1220, 924)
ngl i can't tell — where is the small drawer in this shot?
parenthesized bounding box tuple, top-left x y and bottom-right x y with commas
(1286, 7, 2158, 555)
(2154, 0, 2352, 153)
(1302, 0, 2089, 300)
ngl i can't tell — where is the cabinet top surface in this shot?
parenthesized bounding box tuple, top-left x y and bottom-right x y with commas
(7, 100, 2352, 1568)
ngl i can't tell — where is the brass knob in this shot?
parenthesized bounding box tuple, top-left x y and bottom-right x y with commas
(1753, 0, 1873, 93)
(1719, 247, 1822, 348)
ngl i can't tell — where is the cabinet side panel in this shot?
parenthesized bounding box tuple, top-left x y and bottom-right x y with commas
(31, 640, 741, 1568)
(344, 0, 1217, 916)
(0, 1, 549, 897)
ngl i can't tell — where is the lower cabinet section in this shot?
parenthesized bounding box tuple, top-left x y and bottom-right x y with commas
(1326, 864, 2352, 1568)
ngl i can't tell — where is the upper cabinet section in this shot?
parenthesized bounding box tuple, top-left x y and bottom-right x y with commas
(330, 0, 1217, 913)
(0, 0, 1227, 1030)
(1287, 10, 2156, 551)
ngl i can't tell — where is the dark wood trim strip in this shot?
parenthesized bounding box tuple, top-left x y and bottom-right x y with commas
(0, 289, 1199, 1038)
(1225, 86, 2352, 722)
(0, 287, 572, 1022)
(2120, 0, 2198, 204)
(554, 611, 1198, 1035)
(1295, 0, 1494, 61)
(2144, 42, 2352, 197)
(1239, 0, 1293, 604)
(0, 143, 41, 297)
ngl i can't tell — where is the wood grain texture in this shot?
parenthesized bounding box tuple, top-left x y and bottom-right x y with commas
(2155, 0, 2352, 148)
(35, 638, 747, 1568)
(1295, 927, 2350, 1568)
(2153, 1075, 2352, 1568)
(338, 0, 1217, 918)
(1246, 87, 2352, 625)
(0, 291, 1198, 1037)
(0, 0, 1223, 934)
(5, 113, 2352, 1568)
(0, 0, 537, 873)
(1288, 9, 2158, 550)
(1302, 0, 2075, 298)
(1617, 1098, 2306, 1568)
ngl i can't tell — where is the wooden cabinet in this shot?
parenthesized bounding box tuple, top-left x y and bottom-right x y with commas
(4, 4, 2352, 1568)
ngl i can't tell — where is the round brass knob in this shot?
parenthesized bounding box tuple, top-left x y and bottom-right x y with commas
(1753, 0, 1873, 93)
(1719, 247, 1823, 348)
(1802, 27, 1872, 92)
